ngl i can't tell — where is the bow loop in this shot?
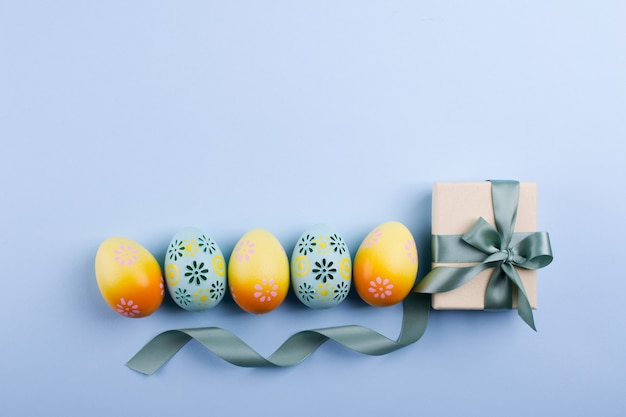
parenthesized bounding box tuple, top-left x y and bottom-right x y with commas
(461, 217, 502, 254)
(508, 232, 553, 270)
(459, 215, 553, 272)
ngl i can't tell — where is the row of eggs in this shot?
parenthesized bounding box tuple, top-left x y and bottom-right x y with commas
(95, 222, 419, 318)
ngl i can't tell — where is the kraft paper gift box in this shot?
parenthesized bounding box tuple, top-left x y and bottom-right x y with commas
(430, 181, 538, 310)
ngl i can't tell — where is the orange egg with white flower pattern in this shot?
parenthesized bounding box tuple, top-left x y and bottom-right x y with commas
(228, 229, 289, 314)
(95, 237, 164, 318)
(353, 221, 418, 307)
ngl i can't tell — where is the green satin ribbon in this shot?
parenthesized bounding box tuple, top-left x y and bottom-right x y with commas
(413, 180, 553, 330)
(127, 293, 431, 375)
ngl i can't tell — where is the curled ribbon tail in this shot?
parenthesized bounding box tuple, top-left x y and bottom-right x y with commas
(127, 293, 432, 374)
(484, 267, 513, 310)
(501, 262, 536, 331)
(126, 330, 194, 375)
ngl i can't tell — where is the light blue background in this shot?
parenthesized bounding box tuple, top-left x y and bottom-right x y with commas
(1, 1, 625, 415)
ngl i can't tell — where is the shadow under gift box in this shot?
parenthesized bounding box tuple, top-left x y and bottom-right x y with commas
(430, 182, 538, 310)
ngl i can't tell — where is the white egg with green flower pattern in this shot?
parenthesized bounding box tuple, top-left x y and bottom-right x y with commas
(291, 224, 352, 309)
(164, 227, 227, 311)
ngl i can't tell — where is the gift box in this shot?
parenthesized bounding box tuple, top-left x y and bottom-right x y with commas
(414, 180, 553, 329)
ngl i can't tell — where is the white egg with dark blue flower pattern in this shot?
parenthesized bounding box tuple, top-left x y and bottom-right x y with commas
(164, 227, 227, 311)
(291, 224, 352, 309)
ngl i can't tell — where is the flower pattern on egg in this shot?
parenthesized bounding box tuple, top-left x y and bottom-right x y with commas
(116, 297, 141, 317)
(315, 282, 333, 302)
(333, 281, 350, 301)
(210, 281, 225, 301)
(185, 260, 209, 285)
(175, 288, 192, 306)
(254, 278, 278, 303)
(312, 258, 336, 283)
(362, 228, 382, 249)
(368, 277, 393, 299)
(296, 234, 316, 255)
(114, 245, 139, 266)
(298, 282, 315, 303)
(329, 234, 347, 254)
(199, 235, 217, 254)
(182, 238, 199, 258)
(193, 288, 211, 307)
(167, 240, 184, 261)
(234, 239, 255, 262)
(405, 239, 417, 264)
(314, 235, 331, 255)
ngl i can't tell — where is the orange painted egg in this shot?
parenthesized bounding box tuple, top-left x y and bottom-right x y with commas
(353, 221, 418, 307)
(228, 229, 289, 314)
(95, 237, 164, 318)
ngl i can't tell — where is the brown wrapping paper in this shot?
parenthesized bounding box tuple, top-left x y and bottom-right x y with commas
(431, 182, 538, 310)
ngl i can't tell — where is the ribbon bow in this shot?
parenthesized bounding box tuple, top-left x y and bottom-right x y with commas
(413, 180, 553, 330)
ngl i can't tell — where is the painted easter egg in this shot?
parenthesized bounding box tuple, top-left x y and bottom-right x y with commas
(228, 229, 289, 314)
(164, 227, 226, 311)
(353, 221, 418, 307)
(95, 237, 164, 318)
(291, 224, 351, 309)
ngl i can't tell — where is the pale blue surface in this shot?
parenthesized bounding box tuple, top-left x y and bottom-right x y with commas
(1, 1, 625, 415)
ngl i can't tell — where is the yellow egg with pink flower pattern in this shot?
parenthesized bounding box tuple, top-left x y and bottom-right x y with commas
(353, 221, 418, 307)
(95, 237, 164, 318)
(228, 229, 289, 314)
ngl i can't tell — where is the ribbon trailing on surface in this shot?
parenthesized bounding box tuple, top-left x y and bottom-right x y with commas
(413, 180, 553, 330)
(127, 293, 431, 375)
